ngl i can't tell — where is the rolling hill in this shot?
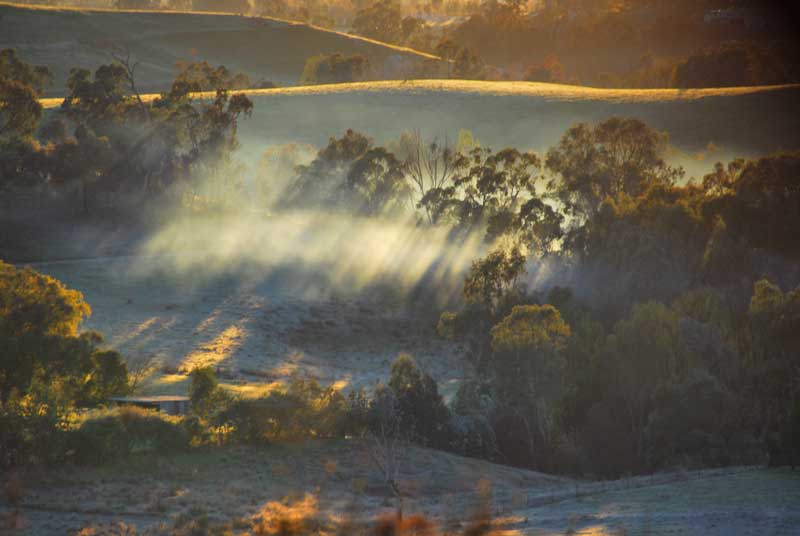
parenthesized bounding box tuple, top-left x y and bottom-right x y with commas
(0, 1, 435, 95)
(7, 0, 798, 165)
(228, 81, 800, 165)
(3, 440, 797, 535)
(38, 80, 800, 164)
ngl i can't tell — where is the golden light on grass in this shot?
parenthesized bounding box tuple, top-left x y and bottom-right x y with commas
(251, 493, 321, 535)
(181, 323, 247, 370)
(39, 80, 800, 110)
(568, 526, 628, 536)
(224, 380, 286, 398)
(111, 316, 161, 345)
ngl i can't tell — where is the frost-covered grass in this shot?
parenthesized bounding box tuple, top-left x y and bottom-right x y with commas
(6, 443, 798, 536)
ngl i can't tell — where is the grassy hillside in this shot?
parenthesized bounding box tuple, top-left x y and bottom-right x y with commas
(30, 252, 467, 400)
(3, 441, 796, 535)
(0, 440, 569, 534)
(0, 2, 434, 95)
(39, 80, 800, 167)
(230, 81, 800, 161)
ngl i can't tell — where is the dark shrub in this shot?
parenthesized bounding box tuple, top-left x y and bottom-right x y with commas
(387, 353, 451, 449)
(71, 412, 131, 464)
(299, 53, 370, 85)
(70, 407, 189, 464)
(0, 393, 70, 467)
(216, 373, 350, 444)
(118, 406, 189, 452)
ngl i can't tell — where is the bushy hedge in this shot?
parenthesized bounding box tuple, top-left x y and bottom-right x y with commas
(70, 406, 189, 465)
(216, 374, 353, 443)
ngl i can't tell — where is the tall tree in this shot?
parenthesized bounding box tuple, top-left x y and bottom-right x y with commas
(0, 49, 52, 186)
(546, 117, 682, 222)
(0, 261, 128, 405)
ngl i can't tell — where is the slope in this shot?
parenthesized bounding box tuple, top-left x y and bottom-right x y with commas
(0, 1, 435, 95)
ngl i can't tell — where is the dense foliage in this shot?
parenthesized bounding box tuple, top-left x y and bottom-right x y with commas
(300, 53, 371, 85)
(1, 49, 253, 211)
(0, 260, 131, 466)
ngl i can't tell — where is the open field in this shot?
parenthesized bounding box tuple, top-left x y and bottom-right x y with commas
(1, 442, 796, 535)
(229, 81, 800, 172)
(29, 252, 469, 400)
(0, 2, 434, 94)
(38, 80, 800, 178)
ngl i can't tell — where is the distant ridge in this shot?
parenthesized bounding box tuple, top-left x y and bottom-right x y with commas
(0, 1, 439, 60)
(0, 1, 436, 94)
(39, 79, 800, 109)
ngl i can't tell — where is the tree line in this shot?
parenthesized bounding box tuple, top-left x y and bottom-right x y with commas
(1, 49, 255, 212)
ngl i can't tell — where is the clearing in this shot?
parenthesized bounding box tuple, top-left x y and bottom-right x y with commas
(1, 442, 797, 535)
(30, 252, 468, 400)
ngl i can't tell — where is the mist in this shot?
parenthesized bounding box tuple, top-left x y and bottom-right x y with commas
(129, 208, 487, 306)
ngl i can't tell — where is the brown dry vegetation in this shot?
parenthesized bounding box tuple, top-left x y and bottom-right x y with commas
(1, 445, 797, 535)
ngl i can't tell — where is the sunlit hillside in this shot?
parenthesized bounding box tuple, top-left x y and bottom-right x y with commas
(0, 1, 435, 94)
(40, 79, 800, 176)
(226, 80, 800, 162)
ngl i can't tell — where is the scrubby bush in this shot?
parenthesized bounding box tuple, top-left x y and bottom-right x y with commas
(70, 407, 189, 465)
(71, 411, 131, 464)
(217, 373, 351, 443)
(0, 391, 71, 467)
(0, 261, 130, 468)
(645, 370, 741, 468)
(672, 43, 790, 89)
(299, 53, 370, 85)
(118, 406, 190, 452)
(189, 367, 219, 417)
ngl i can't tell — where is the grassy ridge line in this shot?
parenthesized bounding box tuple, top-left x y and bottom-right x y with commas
(39, 79, 800, 109)
(0, 1, 439, 60)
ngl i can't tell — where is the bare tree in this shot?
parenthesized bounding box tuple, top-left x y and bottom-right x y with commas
(399, 130, 460, 223)
(367, 388, 408, 521)
(127, 354, 157, 393)
(110, 46, 150, 122)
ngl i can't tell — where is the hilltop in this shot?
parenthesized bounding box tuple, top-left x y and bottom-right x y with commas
(0, 1, 435, 95)
(37, 79, 800, 167)
(230, 81, 800, 160)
